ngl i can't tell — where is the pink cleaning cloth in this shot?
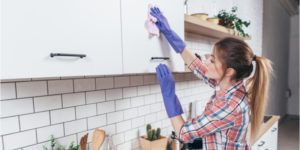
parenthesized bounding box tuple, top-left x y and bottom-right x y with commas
(145, 4, 160, 37)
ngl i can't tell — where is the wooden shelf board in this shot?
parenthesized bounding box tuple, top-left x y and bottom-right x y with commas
(184, 14, 251, 40)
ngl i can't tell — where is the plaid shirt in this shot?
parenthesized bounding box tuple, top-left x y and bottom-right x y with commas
(179, 58, 251, 150)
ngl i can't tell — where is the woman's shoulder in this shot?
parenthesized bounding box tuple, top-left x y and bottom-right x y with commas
(221, 85, 249, 113)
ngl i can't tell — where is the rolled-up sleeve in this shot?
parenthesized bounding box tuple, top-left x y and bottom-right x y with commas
(178, 99, 237, 142)
(188, 58, 217, 88)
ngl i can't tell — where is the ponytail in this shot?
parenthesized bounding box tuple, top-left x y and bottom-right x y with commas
(245, 56, 273, 143)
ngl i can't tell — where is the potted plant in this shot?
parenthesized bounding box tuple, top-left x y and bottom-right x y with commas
(139, 124, 168, 150)
(43, 135, 79, 150)
(217, 6, 251, 38)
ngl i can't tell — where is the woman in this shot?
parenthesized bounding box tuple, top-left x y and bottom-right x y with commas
(151, 7, 273, 150)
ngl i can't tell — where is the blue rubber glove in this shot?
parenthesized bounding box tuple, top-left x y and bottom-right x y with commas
(156, 64, 183, 118)
(150, 7, 186, 53)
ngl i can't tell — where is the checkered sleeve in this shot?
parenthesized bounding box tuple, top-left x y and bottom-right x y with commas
(178, 99, 237, 142)
(188, 58, 217, 88)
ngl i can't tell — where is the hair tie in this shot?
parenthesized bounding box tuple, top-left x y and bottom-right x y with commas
(253, 55, 256, 61)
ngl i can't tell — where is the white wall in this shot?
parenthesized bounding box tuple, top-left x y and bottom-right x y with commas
(186, 0, 263, 56)
(262, 0, 291, 117)
(287, 15, 299, 116)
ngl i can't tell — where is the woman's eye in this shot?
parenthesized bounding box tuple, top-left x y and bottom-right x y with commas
(210, 59, 214, 63)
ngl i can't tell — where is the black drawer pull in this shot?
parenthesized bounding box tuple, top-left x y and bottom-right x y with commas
(151, 57, 169, 60)
(50, 53, 86, 58)
(258, 141, 265, 147)
(271, 127, 277, 132)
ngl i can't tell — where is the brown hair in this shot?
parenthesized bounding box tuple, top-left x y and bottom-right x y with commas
(214, 37, 273, 143)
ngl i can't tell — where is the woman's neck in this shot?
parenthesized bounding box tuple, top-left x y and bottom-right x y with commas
(217, 77, 236, 91)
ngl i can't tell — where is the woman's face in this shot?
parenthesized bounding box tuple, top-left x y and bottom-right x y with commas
(203, 47, 224, 80)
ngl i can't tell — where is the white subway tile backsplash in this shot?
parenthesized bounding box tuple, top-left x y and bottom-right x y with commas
(124, 108, 138, 120)
(106, 88, 122, 101)
(86, 90, 105, 104)
(117, 141, 131, 150)
(113, 133, 124, 145)
(96, 77, 113, 90)
(131, 96, 144, 107)
(76, 104, 97, 119)
(0, 83, 16, 100)
(20, 112, 50, 130)
(137, 86, 150, 96)
(156, 93, 163, 103)
(3, 130, 36, 150)
(152, 121, 162, 129)
(48, 80, 73, 95)
(130, 76, 143, 86)
(37, 124, 64, 143)
(150, 103, 161, 113)
(34, 95, 62, 112)
(22, 141, 50, 150)
(138, 105, 150, 116)
(99, 124, 116, 135)
(107, 111, 123, 124)
(144, 95, 156, 105)
(114, 77, 130, 88)
(64, 119, 87, 136)
(97, 101, 115, 114)
(124, 128, 138, 141)
(131, 116, 145, 128)
(131, 139, 140, 150)
(0, 117, 19, 135)
(74, 78, 95, 92)
(1, 98, 33, 118)
(145, 113, 156, 124)
(51, 108, 75, 124)
(162, 119, 171, 128)
(62, 93, 85, 108)
(0, 136, 3, 150)
(16, 81, 47, 98)
(87, 114, 106, 129)
(149, 84, 160, 94)
(123, 87, 137, 98)
(138, 126, 146, 137)
(116, 98, 130, 111)
(156, 111, 167, 121)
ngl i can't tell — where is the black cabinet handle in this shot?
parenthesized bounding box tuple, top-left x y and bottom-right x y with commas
(50, 53, 86, 58)
(151, 57, 169, 60)
(258, 141, 265, 147)
(271, 127, 277, 132)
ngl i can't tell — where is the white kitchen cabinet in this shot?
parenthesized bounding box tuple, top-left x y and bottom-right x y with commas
(268, 122, 278, 150)
(1, 0, 123, 79)
(121, 0, 185, 74)
(251, 121, 278, 150)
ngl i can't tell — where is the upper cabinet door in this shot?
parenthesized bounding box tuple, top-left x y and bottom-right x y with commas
(121, 0, 185, 74)
(1, 0, 122, 79)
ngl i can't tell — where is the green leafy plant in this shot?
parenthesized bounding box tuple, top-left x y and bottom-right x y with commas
(146, 124, 161, 141)
(217, 6, 251, 37)
(43, 135, 79, 150)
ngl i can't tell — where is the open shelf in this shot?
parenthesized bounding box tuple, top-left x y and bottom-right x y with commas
(184, 14, 251, 40)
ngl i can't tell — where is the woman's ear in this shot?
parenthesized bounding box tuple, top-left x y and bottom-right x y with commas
(225, 68, 236, 77)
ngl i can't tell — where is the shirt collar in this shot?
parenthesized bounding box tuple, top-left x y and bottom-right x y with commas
(215, 80, 244, 98)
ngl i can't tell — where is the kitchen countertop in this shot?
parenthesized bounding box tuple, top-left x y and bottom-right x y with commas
(247, 114, 280, 146)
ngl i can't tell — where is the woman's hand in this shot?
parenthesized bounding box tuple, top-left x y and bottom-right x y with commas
(150, 7, 186, 53)
(150, 7, 172, 34)
(156, 64, 183, 118)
